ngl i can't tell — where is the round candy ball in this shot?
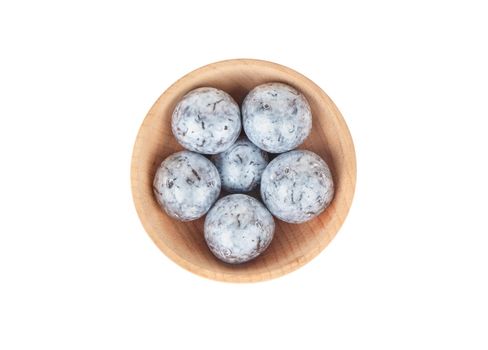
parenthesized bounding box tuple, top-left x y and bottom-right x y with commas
(260, 150, 334, 224)
(204, 194, 275, 264)
(242, 82, 312, 153)
(153, 151, 221, 221)
(171, 87, 241, 154)
(211, 137, 269, 193)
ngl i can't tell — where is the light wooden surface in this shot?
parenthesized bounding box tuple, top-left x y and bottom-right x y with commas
(131, 59, 356, 282)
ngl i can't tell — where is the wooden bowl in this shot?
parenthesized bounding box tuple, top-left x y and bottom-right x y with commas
(131, 59, 356, 282)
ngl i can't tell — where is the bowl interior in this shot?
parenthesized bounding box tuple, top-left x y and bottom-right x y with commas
(131, 59, 356, 282)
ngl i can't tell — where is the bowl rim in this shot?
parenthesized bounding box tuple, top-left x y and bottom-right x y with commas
(130, 58, 357, 282)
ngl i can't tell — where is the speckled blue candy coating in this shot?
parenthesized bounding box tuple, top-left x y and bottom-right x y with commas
(260, 150, 334, 224)
(242, 82, 312, 153)
(153, 151, 221, 221)
(172, 87, 241, 155)
(211, 137, 269, 193)
(204, 194, 275, 264)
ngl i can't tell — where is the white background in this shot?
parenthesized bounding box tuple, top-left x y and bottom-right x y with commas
(1, 1, 487, 349)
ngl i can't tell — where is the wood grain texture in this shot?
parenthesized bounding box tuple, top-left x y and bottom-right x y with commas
(131, 59, 356, 282)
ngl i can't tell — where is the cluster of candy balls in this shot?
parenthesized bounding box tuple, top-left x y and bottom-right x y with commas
(153, 83, 334, 264)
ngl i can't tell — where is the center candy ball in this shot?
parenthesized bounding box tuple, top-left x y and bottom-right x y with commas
(211, 137, 269, 193)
